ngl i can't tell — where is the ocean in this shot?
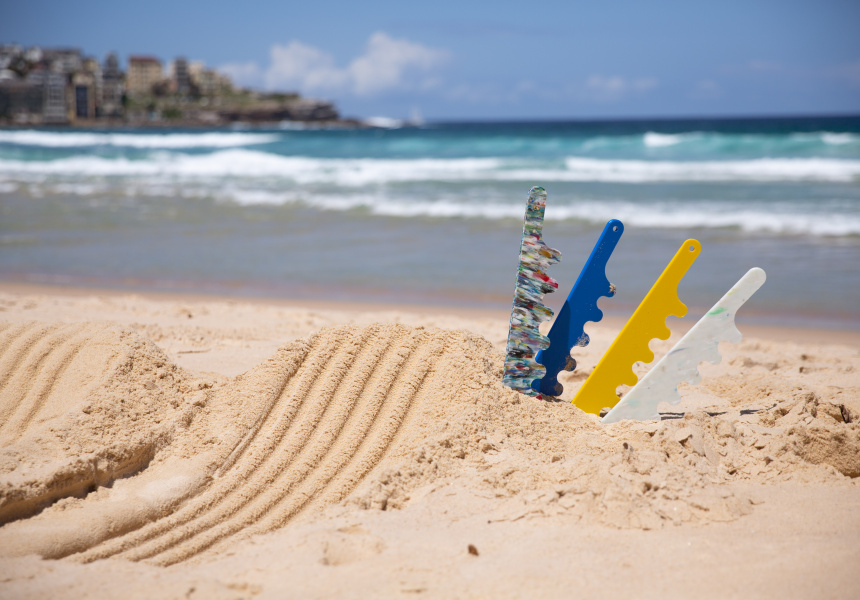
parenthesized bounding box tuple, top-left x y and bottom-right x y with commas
(1, 115, 859, 330)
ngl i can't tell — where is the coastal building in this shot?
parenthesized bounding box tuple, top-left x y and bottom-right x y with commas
(188, 61, 208, 94)
(13, 68, 70, 125)
(72, 71, 96, 120)
(43, 72, 67, 124)
(0, 46, 39, 123)
(0, 45, 110, 123)
(126, 55, 162, 97)
(197, 70, 218, 97)
(23, 46, 43, 64)
(0, 45, 20, 71)
(188, 61, 233, 97)
(170, 57, 191, 96)
(83, 57, 103, 110)
(43, 48, 82, 75)
(100, 53, 123, 117)
(0, 79, 43, 123)
(0, 44, 338, 126)
(9, 69, 69, 124)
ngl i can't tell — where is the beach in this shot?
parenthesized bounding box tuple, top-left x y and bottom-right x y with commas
(1, 117, 859, 597)
(5, 0, 860, 591)
(0, 283, 858, 599)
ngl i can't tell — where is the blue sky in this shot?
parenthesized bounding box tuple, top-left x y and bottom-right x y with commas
(3, 0, 859, 120)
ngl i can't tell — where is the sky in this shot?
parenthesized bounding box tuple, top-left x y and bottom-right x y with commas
(3, 0, 859, 121)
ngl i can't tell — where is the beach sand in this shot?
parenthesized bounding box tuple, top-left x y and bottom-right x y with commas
(0, 283, 858, 599)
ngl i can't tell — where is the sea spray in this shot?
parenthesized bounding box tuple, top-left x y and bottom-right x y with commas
(502, 186, 561, 398)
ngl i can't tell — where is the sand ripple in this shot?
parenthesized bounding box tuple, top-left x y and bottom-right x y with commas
(0, 321, 857, 567)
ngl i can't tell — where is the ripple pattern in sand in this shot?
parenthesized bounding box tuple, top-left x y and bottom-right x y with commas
(0, 322, 187, 525)
(0, 322, 97, 442)
(72, 324, 447, 566)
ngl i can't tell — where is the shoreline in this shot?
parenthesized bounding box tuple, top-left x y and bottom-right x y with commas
(3, 279, 859, 348)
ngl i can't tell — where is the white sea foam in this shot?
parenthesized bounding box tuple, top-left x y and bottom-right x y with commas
(7, 164, 859, 237)
(561, 157, 860, 183)
(0, 151, 503, 184)
(545, 201, 860, 236)
(821, 132, 858, 145)
(786, 131, 859, 146)
(389, 200, 859, 236)
(364, 116, 405, 129)
(0, 130, 279, 148)
(643, 132, 689, 147)
(221, 188, 302, 206)
(2, 150, 859, 184)
(214, 188, 860, 237)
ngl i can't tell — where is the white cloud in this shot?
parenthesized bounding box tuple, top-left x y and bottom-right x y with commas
(263, 32, 449, 96)
(350, 32, 448, 95)
(218, 61, 263, 88)
(584, 75, 658, 101)
(265, 41, 349, 91)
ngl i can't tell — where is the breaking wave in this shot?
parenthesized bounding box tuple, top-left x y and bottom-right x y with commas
(0, 130, 279, 149)
(218, 193, 860, 237)
(1, 150, 859, 183)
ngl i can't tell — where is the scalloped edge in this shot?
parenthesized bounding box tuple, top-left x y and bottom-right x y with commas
(602, 267, 766, 423)
(502, 186, 561, 397)
(572, 239, 700, 414)
(532, 219, 623, 397)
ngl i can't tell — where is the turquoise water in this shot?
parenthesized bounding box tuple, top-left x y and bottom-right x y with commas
(1, 116, 859, 328)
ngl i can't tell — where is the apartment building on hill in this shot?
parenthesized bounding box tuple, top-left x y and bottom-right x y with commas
(126, 55, 162, 98)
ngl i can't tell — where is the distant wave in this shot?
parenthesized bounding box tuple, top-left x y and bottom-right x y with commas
(0, 130, 279, 149)
(215, 192, 860, 237)
(821, 132, 858, 145)
(580, 132, 699, 152)
(10, 177, 858, 236)
(4, 152, 858, 237)
(3, 129, 857, 156)
(561, 156, 860, 182)
(0, 151, 501, 183)
(2, 129, 858, 166)
(363, 116, 405, 129)
(614, 130, 860, 151)
(1, 149, 858, 183)
(642, 132, 693, 147)
(580, 130, 860, 156)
